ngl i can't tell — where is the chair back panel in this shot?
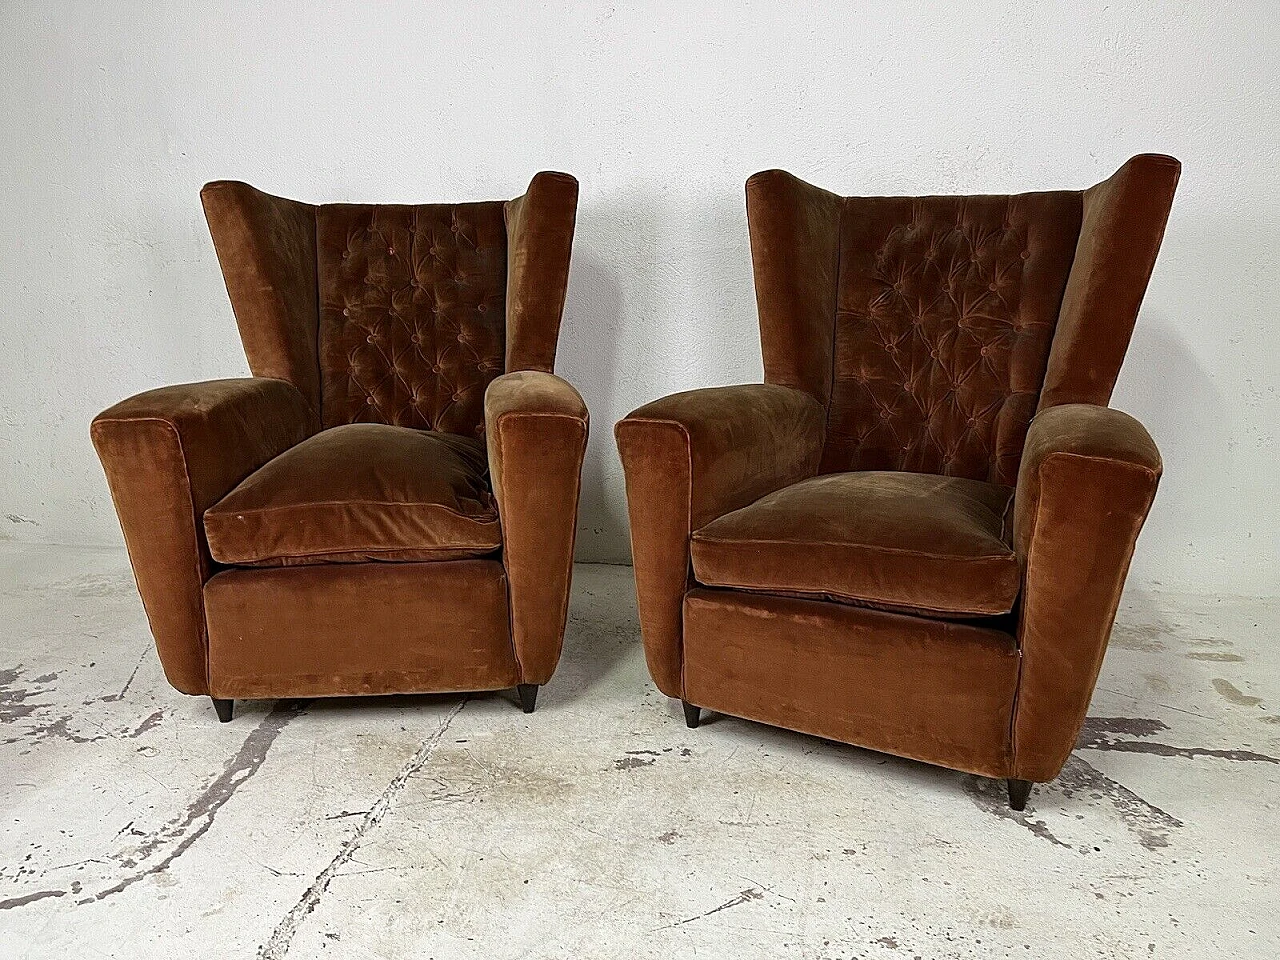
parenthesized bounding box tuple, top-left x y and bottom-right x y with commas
(316, 201, 509, 436)
(823, 191, 1082, 484)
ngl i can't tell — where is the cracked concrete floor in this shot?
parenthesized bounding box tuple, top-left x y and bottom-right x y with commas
(1, 543, 1277, 958)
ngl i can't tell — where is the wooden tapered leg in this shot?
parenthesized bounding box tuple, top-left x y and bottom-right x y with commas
(682, 701, 701, 729)
(212, 698, 233, 723)
(1007, 778, 1032, 811)
(517, 684, 538, 714)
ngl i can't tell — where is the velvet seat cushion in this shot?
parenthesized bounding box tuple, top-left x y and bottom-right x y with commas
(689, 471, 1020, 617)
(204, 423, 501, 566)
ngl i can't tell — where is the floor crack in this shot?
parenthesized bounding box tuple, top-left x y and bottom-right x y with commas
(257, 697, 470, 959)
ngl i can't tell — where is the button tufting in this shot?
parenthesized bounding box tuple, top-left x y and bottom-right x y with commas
(318, 201, 509, 433)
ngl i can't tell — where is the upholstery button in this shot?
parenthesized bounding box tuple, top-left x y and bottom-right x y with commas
(342, 251, 350, 259)
(432, 364, 441, 373)
(388, 247, 395, 255)
(452, 392, 462, 401)
(988, 283, 997, 291)
(1021, 250, 1030, 260)
(457, 334, 466, 343)
(343, 307, 350, 317)
(366, 396, 375, 405)
(411, 335, 420, 344)
(879, 410, 890, 420)
(477, 303, 488, 313)
(980, 346, 989, 356)
(366, 335, 375, 344)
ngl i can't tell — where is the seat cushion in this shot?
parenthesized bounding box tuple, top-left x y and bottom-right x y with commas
(690, 471, 1020, 617)
(205, 423, 501, 566)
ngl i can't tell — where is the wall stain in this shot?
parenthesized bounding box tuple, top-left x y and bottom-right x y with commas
(1108, 623, 1166, 653)
(0, 888, 66, 910)
(962, 778, 1071, 849)
(1, 657, 162, 748)
(0, 665, 57, 724)
(1055, 756, 1182, 851)
(77, 700, 309, 904)
(1186, 652, 1244, 662)
(1080, 716, 1276, 763)
(613, 755, 657, 771)
(1210, 679, 1263, 708)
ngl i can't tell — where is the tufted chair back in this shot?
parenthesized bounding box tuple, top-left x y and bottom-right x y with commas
(746, 155, 1179, 486)
(201, 172, 578, 439)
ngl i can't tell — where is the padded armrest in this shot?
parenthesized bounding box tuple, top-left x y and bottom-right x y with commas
(615, 383, 825, 697)
(1010, 402, 1162, 781)
(484, 370, 588, 685)
(90, 378, 312, 694)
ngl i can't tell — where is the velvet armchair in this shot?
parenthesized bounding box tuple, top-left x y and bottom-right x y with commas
(616, 155, 1179, 809)
(92, 172, 587, 721)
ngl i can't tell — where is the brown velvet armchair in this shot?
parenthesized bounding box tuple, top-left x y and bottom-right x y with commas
(616, 155, 1179, 809)
(92, 172, 587, 721)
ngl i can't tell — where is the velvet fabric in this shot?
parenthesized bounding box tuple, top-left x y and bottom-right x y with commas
(505, 172, 579, 373)
(691, 472, 1018, 617)
(204, 424, 500, 566)
(94, 172, 584, 706)
(1010, 403, 1161, 781)
(1041, 155, 1182, 409)
(485, 370, 588, 684)
(91, 378, 312, 694)
(205, 560, 516, 698)
(200, 183, 322, 430)
(617, 156, 1178, 790)
(614, 384, 826, 697)
(682, 589, 1019, 778)
(316, 200, 508, 433)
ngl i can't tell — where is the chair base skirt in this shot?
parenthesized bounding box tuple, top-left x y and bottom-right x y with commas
(204, 559, 519, 699)
(680, 588, 1021, 780)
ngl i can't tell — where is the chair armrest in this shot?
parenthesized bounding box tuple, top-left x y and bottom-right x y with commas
(1010, 402, 1162, 781)
(614, 383, 825, 697)
(485, 370, 589, 685)
(504, 171, 579, 374)
(90, 378, 312, 695)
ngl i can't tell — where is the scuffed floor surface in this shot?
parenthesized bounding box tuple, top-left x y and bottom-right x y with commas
(1, 544, 1276, 958)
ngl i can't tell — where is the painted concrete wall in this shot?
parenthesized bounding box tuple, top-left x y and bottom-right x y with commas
(1, 2, 1276, 594)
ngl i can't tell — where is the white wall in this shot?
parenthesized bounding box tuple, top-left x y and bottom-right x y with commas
(1, 1, 1276, 594)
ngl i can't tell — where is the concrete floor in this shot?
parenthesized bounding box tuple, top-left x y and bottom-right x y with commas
(0, 544, 1276, 959)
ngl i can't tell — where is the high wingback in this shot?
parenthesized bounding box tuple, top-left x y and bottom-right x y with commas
(201, 171, 578, 438)
(746, 155, 1179, 486)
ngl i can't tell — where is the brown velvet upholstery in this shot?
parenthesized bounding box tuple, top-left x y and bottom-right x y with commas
(205, 561, 516, 698)
(93, 172, 584, 710)
(691, 472, 1018, 617)
(204, 424, 500, 566)
(617, 156, 1178, 798)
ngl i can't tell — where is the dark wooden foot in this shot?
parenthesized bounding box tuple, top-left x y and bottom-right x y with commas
(517, 684, 538, 714)
(682, 701, 701, 729)
(1007, 778, 1032, 811)
(211, 698, 233, 723)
